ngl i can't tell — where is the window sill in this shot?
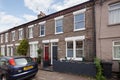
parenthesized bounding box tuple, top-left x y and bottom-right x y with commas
(66, 57, 83, 61)
(113, 58, 120, 61)
(74, 28, 85, 31)
(19, 39, 22, 40)
(108, 23, 120, 27)
(55, 32, 63, 35)
(29, 37, 33, 39)
(39, 35, 45, 37)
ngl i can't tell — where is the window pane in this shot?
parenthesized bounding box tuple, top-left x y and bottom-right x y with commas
(114, 42, 120, 45)
(114, 46, 120, 58)
(76, 41, 83, 48)
(75, 21, 84, 29)
(67, 42, 73, 57)
(41, 25, 44, 30)
(19, 30, 23, 39)
(52, 42, 58, 46)
(56, 19, 62, 26)
(67, 50, 73, 57)
(40, 25, 45, 36)
(67, 41, 73, 49)
(110, 3, 120, 10)
(76, 41, 83, 58)
(56, 19, 63, 33)
(75, 13, 84, 22)
(41, 30, 44, 35)
(76, 50, 83, 57)
(56, 26, 63, 33)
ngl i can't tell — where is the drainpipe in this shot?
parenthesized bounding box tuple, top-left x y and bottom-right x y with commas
(92, 0, 96, 58)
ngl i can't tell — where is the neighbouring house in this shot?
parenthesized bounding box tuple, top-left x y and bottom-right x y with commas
(0, 0, 95, 68)
(95, 0, 120, 72)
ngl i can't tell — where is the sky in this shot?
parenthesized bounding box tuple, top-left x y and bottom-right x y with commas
(0, 0, 89, 32)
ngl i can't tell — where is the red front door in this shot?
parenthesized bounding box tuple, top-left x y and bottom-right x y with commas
(44, 46, 49, 61)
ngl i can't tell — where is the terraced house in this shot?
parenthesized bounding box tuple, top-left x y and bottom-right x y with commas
(0, 0, 95, 67)
(95, 0, 120, 72)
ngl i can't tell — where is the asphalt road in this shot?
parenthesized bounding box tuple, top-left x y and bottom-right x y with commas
(29, 70, 94, 80)
(29, 70, 118, 80)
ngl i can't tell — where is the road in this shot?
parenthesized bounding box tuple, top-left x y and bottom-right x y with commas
(30, 69, 118, 80)
(30, 69, 94, 80)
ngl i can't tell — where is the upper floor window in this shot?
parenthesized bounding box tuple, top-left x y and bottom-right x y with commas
(0, 34, 3, 43)
(18, 28, 23, 40)
(28, 25, 33, 38)
(5, 33, 8, 42)
(73, 9, 86, 31)
(11, 31, 15, 41)
(109, 2, 120, 25)
(54, 16, 64, 34)
(39, 21, 46, 37)
(113, 41, 120, 60)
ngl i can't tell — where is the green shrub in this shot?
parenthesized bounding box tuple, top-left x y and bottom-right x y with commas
(37, 48, 43, 64)
(17, 39, 29, 56)
(94, 58, 106, 80)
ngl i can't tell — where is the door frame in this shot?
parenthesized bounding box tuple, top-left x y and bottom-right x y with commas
(44, 44, 49, 61)
(51, 42, 58, 65)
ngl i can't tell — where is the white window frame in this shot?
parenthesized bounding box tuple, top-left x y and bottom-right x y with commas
(65, 36, 85, 61)
(112, 41, 120, 60)
(1, 34, 3, 43)
(73, 9, 86, 31)
(54, 16, 64, 34)
(18, 28, 23, 40)
(39, 21, 46, 37)
(28, 25, 33, 39)
(7, 44, 13, 56)
(109, 2, 120, 25)
(1, 45, 5, 56)
(5, 33, 8, 42)
(29, 41, 38, 58)
(11, 31, 15, 41)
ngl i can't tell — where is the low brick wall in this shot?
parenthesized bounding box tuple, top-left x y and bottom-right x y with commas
(53, 60, 96, 77)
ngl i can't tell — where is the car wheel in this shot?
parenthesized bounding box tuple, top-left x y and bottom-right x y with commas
(1, 75, 7, 80)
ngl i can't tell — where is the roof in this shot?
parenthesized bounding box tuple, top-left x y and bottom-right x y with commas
(0, 0, 94, 34)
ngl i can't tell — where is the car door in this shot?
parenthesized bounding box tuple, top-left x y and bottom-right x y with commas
(0, 58, 9, 75)
(0, 58, 3, 77)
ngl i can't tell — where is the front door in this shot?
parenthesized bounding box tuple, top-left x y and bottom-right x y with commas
(53, 46, 58, 60)
(51, 43, 58, 64)
(44, 46, 49, 61)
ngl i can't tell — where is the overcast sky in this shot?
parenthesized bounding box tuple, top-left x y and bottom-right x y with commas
(0, 0, 89, 32)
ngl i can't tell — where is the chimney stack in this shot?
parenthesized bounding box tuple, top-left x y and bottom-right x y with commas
(37, 11, 46, 18)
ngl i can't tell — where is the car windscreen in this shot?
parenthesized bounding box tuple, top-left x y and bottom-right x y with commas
(15, 57, 33, 66)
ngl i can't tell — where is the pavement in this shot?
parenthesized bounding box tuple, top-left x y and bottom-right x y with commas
(32, 70, 95, 80)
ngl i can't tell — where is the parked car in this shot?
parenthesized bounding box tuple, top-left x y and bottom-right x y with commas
(0, 56, 38, 80)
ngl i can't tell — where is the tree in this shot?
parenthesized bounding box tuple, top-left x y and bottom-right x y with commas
(37, 48, 43, 64)
(17, 39, 29, 56)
